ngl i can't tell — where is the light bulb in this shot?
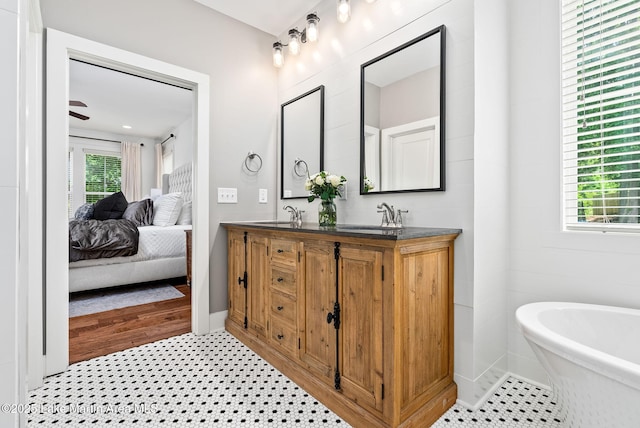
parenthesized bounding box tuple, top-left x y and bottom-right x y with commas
(273, 42, 284, 68)
(306, 13, 319, 42)
(337, 0, 351, 23)
(288, 29, 301, 55)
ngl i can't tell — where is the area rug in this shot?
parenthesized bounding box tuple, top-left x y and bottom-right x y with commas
(69, 284, 184, 317)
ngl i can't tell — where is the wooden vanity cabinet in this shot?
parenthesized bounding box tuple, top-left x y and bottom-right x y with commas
(225, 225, 459, 428)
(226, 230, 269, 339)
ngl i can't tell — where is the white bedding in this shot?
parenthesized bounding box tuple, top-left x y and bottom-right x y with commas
(69, 224, 192, 269)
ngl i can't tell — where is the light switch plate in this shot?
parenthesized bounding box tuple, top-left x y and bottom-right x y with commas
(217, 187, 238, 203)
(259, 188, 268, 204)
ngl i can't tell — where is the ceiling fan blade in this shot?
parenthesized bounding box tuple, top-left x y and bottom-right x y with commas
(69, 110, 90, 120)
(69, 100, 87, 107)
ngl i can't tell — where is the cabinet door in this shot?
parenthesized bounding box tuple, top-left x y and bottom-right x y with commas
(227, 230, 246, 327)
(299, 240, 336, 385)
(339, 245, 384, 413)
(247, 235, 269, 339)
(399, 246, 452, 410)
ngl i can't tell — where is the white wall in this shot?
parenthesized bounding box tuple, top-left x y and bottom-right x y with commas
(507, 0, 640, 385)
(0, 3, 19, 426)
(1, 0, 29, 425)
(471, 0, 510, 404)
(39, 0, 279, 313)
(170, 116, 193, 171)
(379, 67, 440, 129)
(275, 0, 483, 405)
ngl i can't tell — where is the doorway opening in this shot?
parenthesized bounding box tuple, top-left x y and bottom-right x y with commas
(43, 29, 210, 378)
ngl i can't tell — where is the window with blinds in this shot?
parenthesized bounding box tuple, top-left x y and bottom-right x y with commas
(562, 0, 640, 231)
(85, 152, 122, 204)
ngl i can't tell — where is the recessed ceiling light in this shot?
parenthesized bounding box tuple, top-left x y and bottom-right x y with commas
(122, 125, 132, 129)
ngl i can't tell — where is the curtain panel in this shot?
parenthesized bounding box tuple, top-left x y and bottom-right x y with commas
(121, 141, 141, 201)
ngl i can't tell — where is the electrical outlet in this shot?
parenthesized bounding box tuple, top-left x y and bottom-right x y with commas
(259, 188, 268, 204)
(338, 182, 347, 200)
(217, 187, 238, 203)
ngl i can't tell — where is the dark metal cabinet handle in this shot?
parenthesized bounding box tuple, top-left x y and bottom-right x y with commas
(277, 277, 284, 282)
(277, 334, 284, 340)
(277, 249, 284, 253)
(277, 306, 284, 311)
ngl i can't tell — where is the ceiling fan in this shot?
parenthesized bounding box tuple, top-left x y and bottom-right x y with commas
(69, 100, 90, 120)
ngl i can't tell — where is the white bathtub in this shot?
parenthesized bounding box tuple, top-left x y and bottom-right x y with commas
(516, 302, 640, 428)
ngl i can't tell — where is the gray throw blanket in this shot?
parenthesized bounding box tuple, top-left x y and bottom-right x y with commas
(69, 219, 139, 262)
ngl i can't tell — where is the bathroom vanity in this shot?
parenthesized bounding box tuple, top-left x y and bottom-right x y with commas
(223, 222, 461, 427)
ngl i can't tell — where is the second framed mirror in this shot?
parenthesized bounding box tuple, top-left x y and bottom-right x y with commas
(360, 25, 446, 194)
(281, 85, 324, 199)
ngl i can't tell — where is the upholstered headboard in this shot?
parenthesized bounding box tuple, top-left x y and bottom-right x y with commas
(168, 162, 192, 203)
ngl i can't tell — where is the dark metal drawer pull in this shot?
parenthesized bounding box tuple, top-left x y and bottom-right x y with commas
(277, 277, 284, 282)
(277, 334, 284, 340)
(277, 306, 284, 311)
(277, 249, 284, 253)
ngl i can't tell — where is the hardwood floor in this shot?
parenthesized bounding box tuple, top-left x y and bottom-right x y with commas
(69, 283, 191, 364)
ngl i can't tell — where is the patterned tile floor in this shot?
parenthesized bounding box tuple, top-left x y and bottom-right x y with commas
(28, 331, 561, 427)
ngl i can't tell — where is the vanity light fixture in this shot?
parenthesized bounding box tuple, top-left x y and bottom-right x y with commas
(272, 13, 320, 68)
(337, 0, 351, 23)
(365, 0, 377, 3)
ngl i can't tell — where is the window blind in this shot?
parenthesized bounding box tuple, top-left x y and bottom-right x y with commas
(85, 152, 122, 204)
(562, 0, 640, 231)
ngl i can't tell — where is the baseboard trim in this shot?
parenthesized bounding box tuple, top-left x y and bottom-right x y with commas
(455, 371, 552, 411)
(209, 310, 228, 332)
(455, 372, 510, 411)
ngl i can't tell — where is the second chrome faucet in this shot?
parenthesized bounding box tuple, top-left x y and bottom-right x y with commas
(376, 202, 408, 228)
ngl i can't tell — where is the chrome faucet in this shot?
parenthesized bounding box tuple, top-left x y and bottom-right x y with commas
(377, 202, 408, 228)
(283, 205, 304, 226)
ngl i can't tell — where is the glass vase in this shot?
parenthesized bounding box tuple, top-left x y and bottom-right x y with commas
(318, 199, 337, 226)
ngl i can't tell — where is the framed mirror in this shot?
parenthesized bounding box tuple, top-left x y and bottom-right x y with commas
(360, 25, 446, 194)
(281, 85, 325, 199)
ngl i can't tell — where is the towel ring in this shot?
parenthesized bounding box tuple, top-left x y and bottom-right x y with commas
(293, 158, 309, 177)
(245, 151, 263, 173)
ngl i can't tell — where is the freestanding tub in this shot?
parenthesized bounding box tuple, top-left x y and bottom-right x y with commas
(516, 302, 640, 428)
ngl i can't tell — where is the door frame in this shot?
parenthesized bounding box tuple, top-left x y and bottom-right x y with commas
(44, 28, 210, 376)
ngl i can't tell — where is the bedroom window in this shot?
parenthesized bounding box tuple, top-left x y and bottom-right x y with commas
(562, 0, 640, 231)
(85, 151, 122, 204)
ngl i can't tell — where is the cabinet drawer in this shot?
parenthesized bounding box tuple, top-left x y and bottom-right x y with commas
(270, 320, 296, 355)
(271, 267, 297, 295)
(270, 291, 296, 323)
(271, 239, 298, 267)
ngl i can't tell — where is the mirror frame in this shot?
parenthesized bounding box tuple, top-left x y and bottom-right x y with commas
(280, 85, 325, 199)
(359, 25, 446, 195)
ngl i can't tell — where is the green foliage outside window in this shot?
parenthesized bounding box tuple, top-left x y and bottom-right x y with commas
(85, 153, 121, 204)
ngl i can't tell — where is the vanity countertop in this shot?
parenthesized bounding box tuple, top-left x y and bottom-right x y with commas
(222, 221, 461, 241)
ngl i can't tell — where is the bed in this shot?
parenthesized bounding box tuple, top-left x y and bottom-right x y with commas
(69, 163, 193, 293)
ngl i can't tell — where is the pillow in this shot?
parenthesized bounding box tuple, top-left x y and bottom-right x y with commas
(122, 198, 154, 226)
(152, 192, 184, 226)
(176, 201, 192, 225)
(93, 192, 128, 220)
(74, 203, 94, 220)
